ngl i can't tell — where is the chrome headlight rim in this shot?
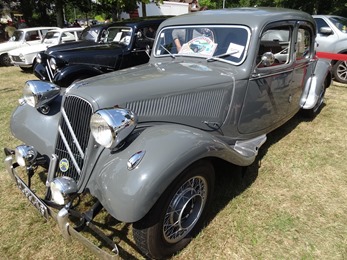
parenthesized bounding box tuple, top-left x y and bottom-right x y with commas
(36, 53, 42, 63)
(23, 80, 60, 108)
(49, 57, 57, 70)
(90, 107, 138, 149)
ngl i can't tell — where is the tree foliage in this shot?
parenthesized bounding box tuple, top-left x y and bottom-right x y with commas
(2, 0, 347, 28)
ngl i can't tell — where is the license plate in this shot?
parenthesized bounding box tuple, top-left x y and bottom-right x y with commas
(14, 175, 49, 220)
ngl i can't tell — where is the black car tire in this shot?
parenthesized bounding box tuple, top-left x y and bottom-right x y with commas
(333, 60, 347, 84)
(0, 53, 11, 66)
(133, 160, 215, 259)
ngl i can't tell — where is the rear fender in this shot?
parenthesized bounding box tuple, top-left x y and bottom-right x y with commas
(301, 59, 332, 109)
(87, 124, 262, 223)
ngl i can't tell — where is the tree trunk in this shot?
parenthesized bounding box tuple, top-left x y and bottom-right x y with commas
(55, 0, 65, 27)
(142, 2, 147, 17)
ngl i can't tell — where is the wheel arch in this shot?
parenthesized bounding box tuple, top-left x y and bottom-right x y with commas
(87, 124, 255, 223)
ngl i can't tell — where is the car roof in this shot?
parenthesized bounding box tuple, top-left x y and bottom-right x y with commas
(16, 26, 60, 32)
(47, 27, 84, 33)
(159, 7, 314, 29)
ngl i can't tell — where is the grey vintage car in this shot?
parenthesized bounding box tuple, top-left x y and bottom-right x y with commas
(4, 8, 331, 259)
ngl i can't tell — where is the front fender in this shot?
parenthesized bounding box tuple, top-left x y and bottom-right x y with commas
(87, 124, 258, 223)
(302, 59, 332, 109)
(34, 63, 49, 81)
(10, 97, 62, 157)
(54, 65, 104, 88)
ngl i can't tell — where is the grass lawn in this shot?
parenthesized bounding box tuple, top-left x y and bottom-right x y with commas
(0, 66, 346, 259)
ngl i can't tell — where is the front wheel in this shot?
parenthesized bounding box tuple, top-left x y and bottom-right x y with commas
(333, 60, 347, 84)
(0, 53, 11, 66)
(133, 161, 215, 259)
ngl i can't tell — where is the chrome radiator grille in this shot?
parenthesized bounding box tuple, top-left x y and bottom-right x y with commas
(55, 96, 92, 182)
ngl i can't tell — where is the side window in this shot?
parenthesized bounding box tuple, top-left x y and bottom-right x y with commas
(258, 25, 291, 67)
(135, 24, 159, 49)
(25, 30, 40, 41)
(296, 27, 311, 60)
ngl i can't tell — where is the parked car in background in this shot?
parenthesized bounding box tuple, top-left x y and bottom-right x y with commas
(4, 8, 331, 259)
(0, 26, 59, 66)
(34, 17, 168, 87)
(8, 27, 83, 71)
(313, 15, 347, 83)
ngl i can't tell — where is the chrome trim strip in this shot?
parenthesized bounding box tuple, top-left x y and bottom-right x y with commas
(58, 126, 81, 175)
(61, 107, 85, 159)
(45, 65, 53, 82)
(46, 154, 58, 186)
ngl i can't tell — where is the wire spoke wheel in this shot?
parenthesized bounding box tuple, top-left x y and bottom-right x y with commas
(133, 161, 215, 259)
(163, 176, 207, 243)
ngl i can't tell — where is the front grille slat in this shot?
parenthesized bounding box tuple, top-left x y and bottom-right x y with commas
(55, 96, 92, 183)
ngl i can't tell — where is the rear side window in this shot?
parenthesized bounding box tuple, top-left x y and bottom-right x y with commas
(257, 25, 291, 67)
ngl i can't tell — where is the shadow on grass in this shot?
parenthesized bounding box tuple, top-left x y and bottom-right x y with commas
(207, 111, 303, 224)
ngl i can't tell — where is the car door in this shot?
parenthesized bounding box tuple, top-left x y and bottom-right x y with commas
(238, 22, 295, 134)
(314, 17, 339, 53)
(289, 22, 316, 114)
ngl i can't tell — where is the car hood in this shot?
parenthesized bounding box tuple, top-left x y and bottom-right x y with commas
(49, 42, 125, 66)
(9, 44, 47, 56)
(0, 41, 23, 53)
(68, 61, 236, 130)
(46, 40, 109, 54)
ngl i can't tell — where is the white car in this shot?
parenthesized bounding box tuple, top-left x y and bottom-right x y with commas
(0, 26, 59, 66)
(9, 27, 83, 70)
(313, 15, 347, 83)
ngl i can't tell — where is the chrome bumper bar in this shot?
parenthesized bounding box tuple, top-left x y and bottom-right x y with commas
(4, 155, 119, 259)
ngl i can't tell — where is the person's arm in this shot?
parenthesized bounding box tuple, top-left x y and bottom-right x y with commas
(174, 38, 182, 52)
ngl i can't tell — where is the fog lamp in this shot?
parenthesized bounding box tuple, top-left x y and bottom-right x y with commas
(50, 176, 78, 205)
(15, 145, 37, 167)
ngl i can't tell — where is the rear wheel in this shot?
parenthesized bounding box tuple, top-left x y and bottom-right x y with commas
(133, 161, 215, 259)
(333, 60, 347, 84)
(0, 53, 11, 66)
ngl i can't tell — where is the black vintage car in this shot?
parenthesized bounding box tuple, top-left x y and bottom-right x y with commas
(34, 17, 168, 87)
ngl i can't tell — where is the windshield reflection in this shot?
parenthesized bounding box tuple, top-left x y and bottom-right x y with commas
(154, 25, 250, 65)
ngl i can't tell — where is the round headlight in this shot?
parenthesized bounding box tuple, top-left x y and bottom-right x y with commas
(23, 82, 38, 107)
(23, 80, 60, 108)
(90, 108, 137, 149)
(49, 58, 57, 70)
(19, 54, 25, 61)
(90, 113, 114, 148)
(36, 53, 42, 63)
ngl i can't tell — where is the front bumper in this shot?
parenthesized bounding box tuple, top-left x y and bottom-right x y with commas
(4, 152, 119, 259)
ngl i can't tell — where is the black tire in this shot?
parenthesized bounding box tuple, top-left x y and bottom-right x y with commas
(133, 160, 215, 259)
(0, 53, 12, 66)
(19, 66, 33, 73)
(333, 60, 347, 84)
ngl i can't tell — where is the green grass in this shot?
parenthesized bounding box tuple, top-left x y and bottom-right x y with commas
(0, 66, 346, 259)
